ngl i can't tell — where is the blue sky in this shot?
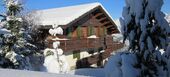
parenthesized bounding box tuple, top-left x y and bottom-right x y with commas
(0, 0, 170, 19)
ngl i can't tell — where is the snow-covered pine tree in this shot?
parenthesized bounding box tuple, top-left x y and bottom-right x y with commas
(0, 0, 38, 70)
(120, 0, 170, 76)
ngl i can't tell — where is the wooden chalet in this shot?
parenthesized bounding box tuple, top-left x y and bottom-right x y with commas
(34, 2, 124, 70)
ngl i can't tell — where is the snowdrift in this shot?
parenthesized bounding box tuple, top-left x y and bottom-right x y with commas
(0, 69, 89, 77)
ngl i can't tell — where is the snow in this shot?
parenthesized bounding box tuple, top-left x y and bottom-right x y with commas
(43, 48, 59, 73)
(43, 41, 69, 74)
(167, 46, 170, 73)
(113, 19, 121, 32)
(49, 26, 63, 36)
(104, 53, 122, 77)
(87, 35, 98, 38)
(159, 37, 166, 49)
(140, 19, 147, 31)
(112, 33, 123, 42)
(56, 48, 64, 56)
(155, 11, 170, 33)
(124, 0, 143, 24)
(126, 0, 143, 24)
(147, 0, 163, 12)
(43, 55, 61, 73)
(159, 49, 165, 55)
(43, 48, 69, 74)
(104, 52, 140, 77)
(0, 69, 88, 77)
(129, 30, 135, 42)
(121, 54, 140, 77)
(147, 37, 154, 51)
(140, 42, 145, 52)
(16, 17, 23, 22)
(0, 28, 10, 34)
(70, 68, 104, 77)
(69, 53, 143, 77)
(5, 51, 18, 65)
(120, 0, 170, 76)
(6, 16, 15, 21)
(122, 7, 132, 26)
(6, 0, 15, 7)
(53, 41, 60, 49)
(52, 37, 69, 40)
(122, 7, 129, 19)
(0, 21, 6, 28)
(33, 2, 114, 27)
(165, 14, 170, 33)
(166, 14, 170, 24)
(119, 18, 125, 34)
(57, 53, 69, 73)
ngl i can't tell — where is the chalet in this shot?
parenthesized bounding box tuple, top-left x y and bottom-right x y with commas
(34, 2, 124, 70)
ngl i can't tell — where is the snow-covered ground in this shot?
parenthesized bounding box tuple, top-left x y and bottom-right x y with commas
(0, 69, 89, 77)
(70, 68, 104, 77)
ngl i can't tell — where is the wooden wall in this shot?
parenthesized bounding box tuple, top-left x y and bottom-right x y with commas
(65, 13, 109, 38)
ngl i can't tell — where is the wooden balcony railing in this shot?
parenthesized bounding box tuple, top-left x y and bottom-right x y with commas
(47, 35, 124, 53)
(47, 37, 105, 52)
(84, 42, 124, 65)
(76, 41, 124, 68)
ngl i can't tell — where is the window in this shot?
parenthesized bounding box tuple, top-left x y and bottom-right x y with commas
(77, 26, 82, 39)
(88, 26, 94, 36)
(100, 27, 106, 36)
(66, 27, 72, 38)
(104, 27, 107, 35)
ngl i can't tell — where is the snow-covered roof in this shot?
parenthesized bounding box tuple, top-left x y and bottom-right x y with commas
(113, 19, 121, 32)
(34, 2, 114, 27)
(166, 14, 170, 25)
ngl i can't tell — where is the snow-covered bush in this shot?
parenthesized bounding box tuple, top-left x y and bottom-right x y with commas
(43, 42, 69, 74)
(49, 24, 63, 36)
(121, 0, 170, 75)
(43, 26, 69, 74)
(43, 48, 61, 73)
(105, 52, 140, 77)
(105, 0, 170, 77)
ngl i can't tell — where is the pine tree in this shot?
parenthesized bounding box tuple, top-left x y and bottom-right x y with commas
(0, 0, 38, 70)
(120, 0, 170, 76)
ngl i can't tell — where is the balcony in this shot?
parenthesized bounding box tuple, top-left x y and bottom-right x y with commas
(47, 35, 123, 53)
(47, 36, 105, 52)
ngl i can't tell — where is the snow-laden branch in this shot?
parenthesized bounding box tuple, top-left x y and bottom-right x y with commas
(0, 14, 7, 18)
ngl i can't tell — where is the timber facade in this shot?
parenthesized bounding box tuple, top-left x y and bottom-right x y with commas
(35, 2, 124, 70)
